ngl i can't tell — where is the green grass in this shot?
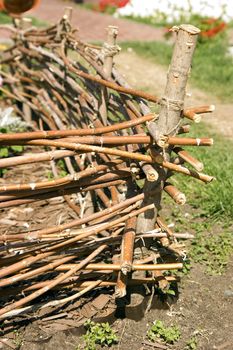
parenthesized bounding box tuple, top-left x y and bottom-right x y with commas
(121, 35, 233, 102)
(172, 218, 233, 275)
(0, 11, 12, 24)
(172, 122, 233, 223)
(165, 122, 233, 274)
(121, 14, 168, 28)
(190, 227, 233, 275)
(0, 11, 48, 27)
(162, 123, 233, 225)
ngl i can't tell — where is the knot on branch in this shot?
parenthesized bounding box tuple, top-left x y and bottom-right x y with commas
(101, 43, 121, 58)
(159, 97, 184, 112)
(169, 67, 190, 78)
(169, 25, 180, 33)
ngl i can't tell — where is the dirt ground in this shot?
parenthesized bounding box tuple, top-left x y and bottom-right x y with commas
(4, 262, 233, 350)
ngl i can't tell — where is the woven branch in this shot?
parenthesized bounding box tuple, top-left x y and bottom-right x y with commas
(0, 10, 215, 323)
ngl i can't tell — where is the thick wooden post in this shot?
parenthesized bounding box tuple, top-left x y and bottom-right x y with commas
(148, 24, 200, 143)
(137, 24, 200, 234)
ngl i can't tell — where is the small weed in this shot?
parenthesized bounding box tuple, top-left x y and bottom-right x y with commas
(57, 159, 68, 177)
(147, 320, 181, 344)
(0, 145, 23, 176)
(13, 330, 23, 348)
(46, 170, 54, 180)
(186, 336, 198, 350)
(46, 160, 68, 179)
(160, 287, 176, 297)
(81, 320, 118, 350)
(0, 145, 23, 158)
(176, 258, 192, 276)
(156, 281, 178, 302)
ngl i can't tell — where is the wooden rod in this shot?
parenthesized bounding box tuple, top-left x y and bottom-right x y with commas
(0, 114, 155, 141)
(164, 182, 186, 205)
(173, 147, 204, 171)
(56, 262, 183, 271)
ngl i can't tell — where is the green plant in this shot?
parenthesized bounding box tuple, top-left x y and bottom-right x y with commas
(160, 287, 176, 297)
(46, 170, 54, 180)
(0, 145, 23, 158)
(190, 229, 233, 275)
(45, 159, 68, 179)
(147, 320, 181, 344)
(82, 320, 118, 350)
(186, 336, 198, 350)
(174, 258, 192, 276)
(0, 11, 11, 24)
(57, 159, 68, 177)
(0, 127, 24, 176)
(156, 280, 178, 301)
(0, 144, 24, 177)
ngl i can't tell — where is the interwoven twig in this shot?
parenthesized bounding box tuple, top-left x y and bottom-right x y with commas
(0, 10, 215, 323)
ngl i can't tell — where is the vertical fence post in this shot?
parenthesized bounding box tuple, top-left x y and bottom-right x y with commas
(137, 24, 200, 234)
(99, 26, 119, 125)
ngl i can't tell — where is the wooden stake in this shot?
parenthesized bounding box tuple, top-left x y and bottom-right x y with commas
(148, 24, 201, 142)
(115, 217, 136, 298)
(99, 26, 119, 125)
(137, 24, 200, 234)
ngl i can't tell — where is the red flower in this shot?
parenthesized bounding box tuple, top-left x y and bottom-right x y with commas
(99, 0, 129, 12)
(164, 18, 226, 41)
(201, 22, 226, 38)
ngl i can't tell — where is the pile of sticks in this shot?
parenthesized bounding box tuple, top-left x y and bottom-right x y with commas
(0, 9, 214, 322)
